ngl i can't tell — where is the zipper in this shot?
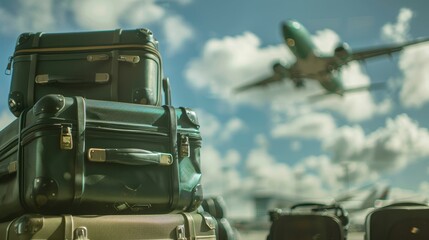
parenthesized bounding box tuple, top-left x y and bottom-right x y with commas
(13, 44, 161, 59)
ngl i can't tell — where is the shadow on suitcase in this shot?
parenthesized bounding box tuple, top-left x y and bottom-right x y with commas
(364, 202, 429, 240)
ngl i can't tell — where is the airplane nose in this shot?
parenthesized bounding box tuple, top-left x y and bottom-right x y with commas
(281, 22, 290, 36)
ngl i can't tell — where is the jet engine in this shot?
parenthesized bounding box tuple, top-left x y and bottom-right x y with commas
(272, 62, 288, 75)
(334, 43, 352, 61)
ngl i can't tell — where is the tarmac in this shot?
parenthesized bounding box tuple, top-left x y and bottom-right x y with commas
(237, 230, 365, 240)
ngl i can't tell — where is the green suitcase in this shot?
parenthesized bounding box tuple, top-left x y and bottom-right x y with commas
(0, 212, 217, 240)
(6, 28, 162, 117)
(0, 94, 202, 221)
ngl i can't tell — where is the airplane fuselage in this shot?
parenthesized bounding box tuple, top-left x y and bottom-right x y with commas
(283, 20, 344, 94)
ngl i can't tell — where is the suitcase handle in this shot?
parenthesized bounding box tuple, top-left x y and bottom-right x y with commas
(35, 73, 110, 84)
(87, 148, 173, 166)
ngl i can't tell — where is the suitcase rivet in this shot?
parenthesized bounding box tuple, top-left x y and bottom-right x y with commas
(411, 227, 419, 234)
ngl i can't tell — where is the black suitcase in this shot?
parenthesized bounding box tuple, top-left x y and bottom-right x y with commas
(267, 203, 348, 240)
(6, 28, 162, 117)
(0, 94, 202, 221)
(0, 212, 217, 240)
(364, 202, 429, 240)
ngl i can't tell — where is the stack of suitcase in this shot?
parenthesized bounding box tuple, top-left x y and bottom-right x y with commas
(0, 28, 217, 239)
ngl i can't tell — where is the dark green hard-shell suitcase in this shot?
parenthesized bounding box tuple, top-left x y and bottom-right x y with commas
(0, 212, 217, 240)
(0, 94, 202, 221)
(6, 28, 162, 117)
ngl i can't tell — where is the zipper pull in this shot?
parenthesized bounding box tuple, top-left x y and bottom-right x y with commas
(5, 56, 13, 75)
(60, 124, 73, 150)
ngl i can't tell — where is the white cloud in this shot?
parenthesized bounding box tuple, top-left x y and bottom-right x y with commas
(324, 114, 429, 173)
(195, 109, 220, 140)
(0, 111, 15, 130)
(185, 32, 293, 104)
(0, 0, 57, 34)
(297, 156, 344, 190)
(312, 29, 341, 54)
(201, 146, 243, 196)
(71, 0, 165, 30)
(177, 0, 193, 5)
(195, 109, 245, 143)
(0, 0, 193, 55)
(162, 16, 195, 54)
(381, 8, 413, 43)
(313, 63, 392, 122)
(220, 118, 245, 141)
(271, 112, 337, 140)
(398, 42, 429, 108)
(290, 141, 302, 151)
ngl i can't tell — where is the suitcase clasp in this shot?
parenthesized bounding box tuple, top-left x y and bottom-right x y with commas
(74, 226, 89, 240)
(176, 224, 187, 240)
(179, 135, 190, 159)
(60, 124, 73, 150)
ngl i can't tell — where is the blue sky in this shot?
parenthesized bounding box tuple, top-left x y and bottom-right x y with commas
(1, 0, 429, 219)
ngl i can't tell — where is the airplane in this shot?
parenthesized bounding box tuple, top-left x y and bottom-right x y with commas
(235, 20, 429, 96)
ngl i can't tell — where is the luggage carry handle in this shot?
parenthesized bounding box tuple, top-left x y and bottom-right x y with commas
(35, 73, 110, 85)
(87, 148, 173, 166)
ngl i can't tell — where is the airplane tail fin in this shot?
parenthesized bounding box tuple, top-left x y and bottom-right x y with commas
(308, 82, 386, 102)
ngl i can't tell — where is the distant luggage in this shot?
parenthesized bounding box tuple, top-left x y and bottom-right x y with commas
(267, 203, 348, 240)
(202, 196, 237, 240)
(0, 95, 202, 221)
(365, 202, 429, 240)
(7, 28, 162, 117)
(0, 212, 216, 240)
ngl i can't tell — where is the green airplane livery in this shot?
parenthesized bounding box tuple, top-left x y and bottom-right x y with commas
(235, 20, 429, 97)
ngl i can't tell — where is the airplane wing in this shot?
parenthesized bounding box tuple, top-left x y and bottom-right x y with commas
(234, 63, 293, 93)
(349, 37, 429, 63)
(234, 73, 283, 93)
(308, 82, 385, 101)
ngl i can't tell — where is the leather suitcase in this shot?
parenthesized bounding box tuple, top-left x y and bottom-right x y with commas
(364, 202, 429, 240)
(0, 94, 202, 221)
(6, 28, 162, 117)
(0, 212, 217, 240)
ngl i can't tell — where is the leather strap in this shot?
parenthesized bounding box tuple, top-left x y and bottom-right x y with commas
(27, 54, 37, 107)
(163, 105, 180, 210)
(110, 50, 119, 101)
(182, 212, 197, 240)
(63, 215, 74, 240)
(73, 97, 86, 207)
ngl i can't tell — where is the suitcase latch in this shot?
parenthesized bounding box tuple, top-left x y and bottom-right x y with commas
(179, 135, 190, 159)
(74, 226, 89, 240)
(176, 224, 187, 240)
(60, 124, 73, 150)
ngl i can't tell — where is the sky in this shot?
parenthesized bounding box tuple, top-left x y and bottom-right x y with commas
(1, 0, 429, 220)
